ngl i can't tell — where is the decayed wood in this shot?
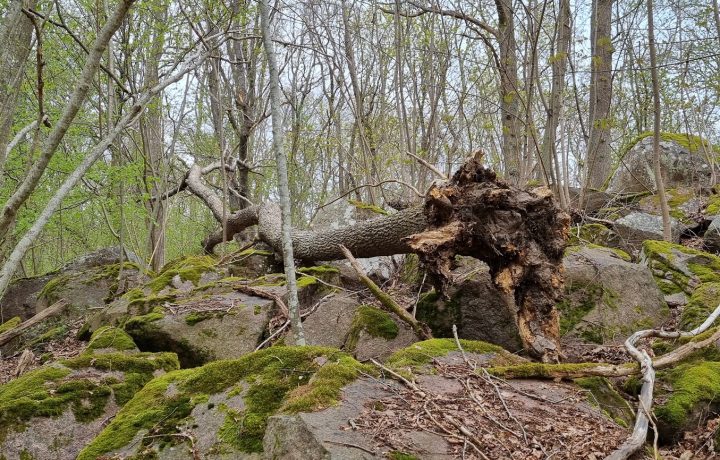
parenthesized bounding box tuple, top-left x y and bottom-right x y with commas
(0, 300, 68, 347)
(340, 245, 431, 339)
(14, 349, 34, 377)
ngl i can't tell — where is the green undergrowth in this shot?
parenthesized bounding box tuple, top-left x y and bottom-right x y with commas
(77, 346, 372, 458)
(0, 317, 21, 334)
(344, 305, 399, 351)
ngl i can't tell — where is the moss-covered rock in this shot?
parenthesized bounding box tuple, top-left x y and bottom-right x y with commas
(654, 361, 720, 441)
(0, 333, 178, 459)
(124, 292, 275, 368)
(147, 255, 219, 293)
(385, 338, 522, 371)
(608, 132, 717, 193)
(77, 346, 371, 459)
(561, 246, 669, 344)
(680, 282, 720, 330)
(344, 306, 399, 352)
(567, 223, 617, 248)
(574, 376, 634, 428)
(640, 240, 720, 295)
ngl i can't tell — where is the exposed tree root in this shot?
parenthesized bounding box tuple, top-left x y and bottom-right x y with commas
(180, 158, 570, 361)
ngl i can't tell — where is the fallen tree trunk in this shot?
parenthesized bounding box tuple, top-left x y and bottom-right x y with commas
(198, 159, 569, 361)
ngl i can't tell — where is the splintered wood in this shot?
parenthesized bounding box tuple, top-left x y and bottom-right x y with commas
(405, 160, 570, 361)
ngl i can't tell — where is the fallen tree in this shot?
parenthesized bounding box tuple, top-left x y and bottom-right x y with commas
(180, 158, 570, 361)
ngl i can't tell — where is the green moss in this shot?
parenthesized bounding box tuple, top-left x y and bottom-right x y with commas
(618, 132, 718, 163)
(79, 347, 370, 458)
(344, 306, 399, 351)
(297, 265, 340, 276)
(575, 377, 634, 427)
(386, 338, 503, 370)
(86, 326, 137, 352)
(124, 309, 165, 329)
(184, 311, 219, 326)
(655, 362, 720, 433)
(0, 316, 21, 334)
(415, 290, 461, 338)
(706, 194, 720, 216)
(681, 282, 720, 330)
(89, 262, 145, 282)
(238, 248, 273, 257)
(0, 365, 120, 439)
(38, 274, 73, 302)
(567, 223, 614, 246)
(487, 362, 635, 379)
(64, 351, 180, 375)
(19, 450, 33, 460)
(563, 244, 631, 262)
(641, 241, 720, 293)
(147, 255, 218, 293)
(29, 325, 67, 347)
(557, 281, 603, 335)
(296, 276, 318, 289)
(348, 199, 389, 215)
(388, 452, 420, 460)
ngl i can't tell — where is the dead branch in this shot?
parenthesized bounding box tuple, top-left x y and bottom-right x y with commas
(340, 245, 431, 339)
(406, 151, 448, 180)
(0, 300, 68, 347)
(606, 303, 720, 460)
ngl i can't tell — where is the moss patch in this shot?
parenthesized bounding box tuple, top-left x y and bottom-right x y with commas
(348, 199, 389, 215)
(564, 244, 631, 262)
(575, 377, 633, 427)
(681, 282, 720, 330)
(38, 274, 73, 302)
(567, 224, 614, 247)
(415, 290, 461, 338)
(147, 255, 218, 293)
(641, 241, 720, 294)
(385, 338, 503, 370)
(78, 346, 371, 458)
(86, 326, 137, 352)
(0, 316, 21, 334)
(344, 306, 399, 351)
(655, 361, 720, 435)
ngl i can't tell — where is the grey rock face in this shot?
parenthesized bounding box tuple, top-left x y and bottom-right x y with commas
(607, 136, 712, 194)
(614, 212, 683, 250)
(560, 246, 669, 344)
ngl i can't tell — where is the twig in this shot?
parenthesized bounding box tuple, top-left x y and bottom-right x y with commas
(606, 302, 720, 460)
(234, 285, 289, 318)
(0, 300, 68, 346)
(323, 440, 377, 455)
(406, 152, 448, 180)
(339, 245, 431, 339)
(370, 358, 425, 397)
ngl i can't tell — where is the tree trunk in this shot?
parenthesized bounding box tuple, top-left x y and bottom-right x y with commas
(201, 160, 569, 361)
(0, 0, 38, 183)
(539, 0, 571, 193)
(496, 0, 522, 184)
(259, 0, 305, 346)
(583, 0, 614, 191)
(647, 0, 671, 241)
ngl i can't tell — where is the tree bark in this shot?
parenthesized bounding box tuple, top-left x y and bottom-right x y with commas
(259, 0, 305, 346)
(583, 0, 614, 192)
(0, 0, 38, 183)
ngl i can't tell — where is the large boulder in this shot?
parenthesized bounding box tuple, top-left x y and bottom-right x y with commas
(0, 246, 145, 321)
(0, 327, 179, 460)
(559, 246, 669, 344)
(302, 296, 420, 361)
(124, 290, 276, 367)
(640, 240, 720, 295)
(74, 346, 368, 459)
(416, 257, 522, 352)
(703, 215, 720, 251)
(613, 211, 684, 251)
(607, 134, 714, 194)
